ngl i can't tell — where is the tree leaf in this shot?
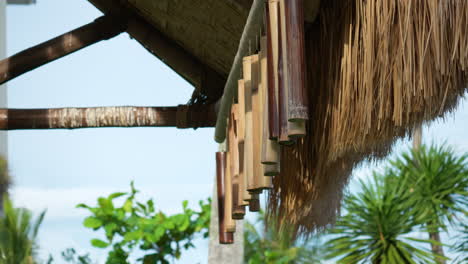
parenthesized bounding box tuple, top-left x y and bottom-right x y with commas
(91, 238, 109, 248)
(83, 217, 103, 229)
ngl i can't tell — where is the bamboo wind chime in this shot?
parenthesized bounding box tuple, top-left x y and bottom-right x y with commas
(215, 0, 308, 244)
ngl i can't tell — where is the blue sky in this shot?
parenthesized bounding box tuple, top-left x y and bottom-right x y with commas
(6, 1, 468, 263)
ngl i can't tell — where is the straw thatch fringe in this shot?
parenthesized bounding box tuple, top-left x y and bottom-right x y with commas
(268, 0, 468, 235)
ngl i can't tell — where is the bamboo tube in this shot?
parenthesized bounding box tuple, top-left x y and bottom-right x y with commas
(252, 47, 273, 191)
(284, 0, 308, 122)
(278, 0, 306, 141)
(224, 163, 236, 232)
(277, 0, 294, 145)
(216, 152, 234, 244)
(237, 80, 251, 204)
(264, 164, 280, 176)
(229, 105, 246, 219)
(224, 144, 236, 232)
(261, 34, 281, 167)
(266, 0, 280, 139)
(243, 56, 260, 193)
(260, 35, 280, 176)
(248, 194, 261, 212)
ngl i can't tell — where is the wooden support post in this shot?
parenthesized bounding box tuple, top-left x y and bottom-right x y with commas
(216, 152, 234, 244)
(0, 105, 216, 130)
(0, 16, 125, 85)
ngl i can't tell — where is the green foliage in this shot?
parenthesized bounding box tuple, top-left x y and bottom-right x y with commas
(0, 157, 11, 202)
(326, 173, 438, 264)
(78, 182, 211, 264)
(390, 144, 468, 229)
(244, 210, 323, 264)
(327, 144, 468, 263)
(451, 221, 468, 264)
(0, 195, 45, 264)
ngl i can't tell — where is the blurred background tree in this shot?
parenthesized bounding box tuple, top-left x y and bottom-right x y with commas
(244, 210, 323, 264)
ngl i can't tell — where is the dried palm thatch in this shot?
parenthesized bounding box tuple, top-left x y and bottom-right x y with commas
(268, 0, 468, 235)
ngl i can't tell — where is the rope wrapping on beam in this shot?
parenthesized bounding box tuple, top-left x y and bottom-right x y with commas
(0, 105, 216, 130)
(214, 0, 265, 143)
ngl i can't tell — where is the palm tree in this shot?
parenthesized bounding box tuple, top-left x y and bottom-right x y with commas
(451, 221, 468, 264)
(0, 196, 46, 264)
(391, 145, 468, 263)
(244, 210, 323, 264)
(326, 173, 436, 264)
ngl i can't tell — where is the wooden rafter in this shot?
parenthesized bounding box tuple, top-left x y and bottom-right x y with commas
(88, 0, 227, 102)
(0, 105, 216, 130)
(0, 15, 125, 85)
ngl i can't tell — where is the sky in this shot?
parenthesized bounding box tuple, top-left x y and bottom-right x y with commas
(5, 1, 468, 264)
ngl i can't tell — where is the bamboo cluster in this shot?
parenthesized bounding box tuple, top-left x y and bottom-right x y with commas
(268, 0, 468, 236)
(216, 0, 310, 243)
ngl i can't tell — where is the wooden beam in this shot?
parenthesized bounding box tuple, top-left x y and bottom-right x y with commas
(87, 0, 226, 102)
(0, 15, 125, 85)
(0, 105, 216, 130)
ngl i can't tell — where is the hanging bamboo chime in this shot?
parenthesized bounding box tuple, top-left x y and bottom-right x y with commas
(215, 0, 308, 242)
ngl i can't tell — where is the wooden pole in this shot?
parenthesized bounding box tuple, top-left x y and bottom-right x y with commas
(0, 105, 216, 130)
(0, 16, 125, 85)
